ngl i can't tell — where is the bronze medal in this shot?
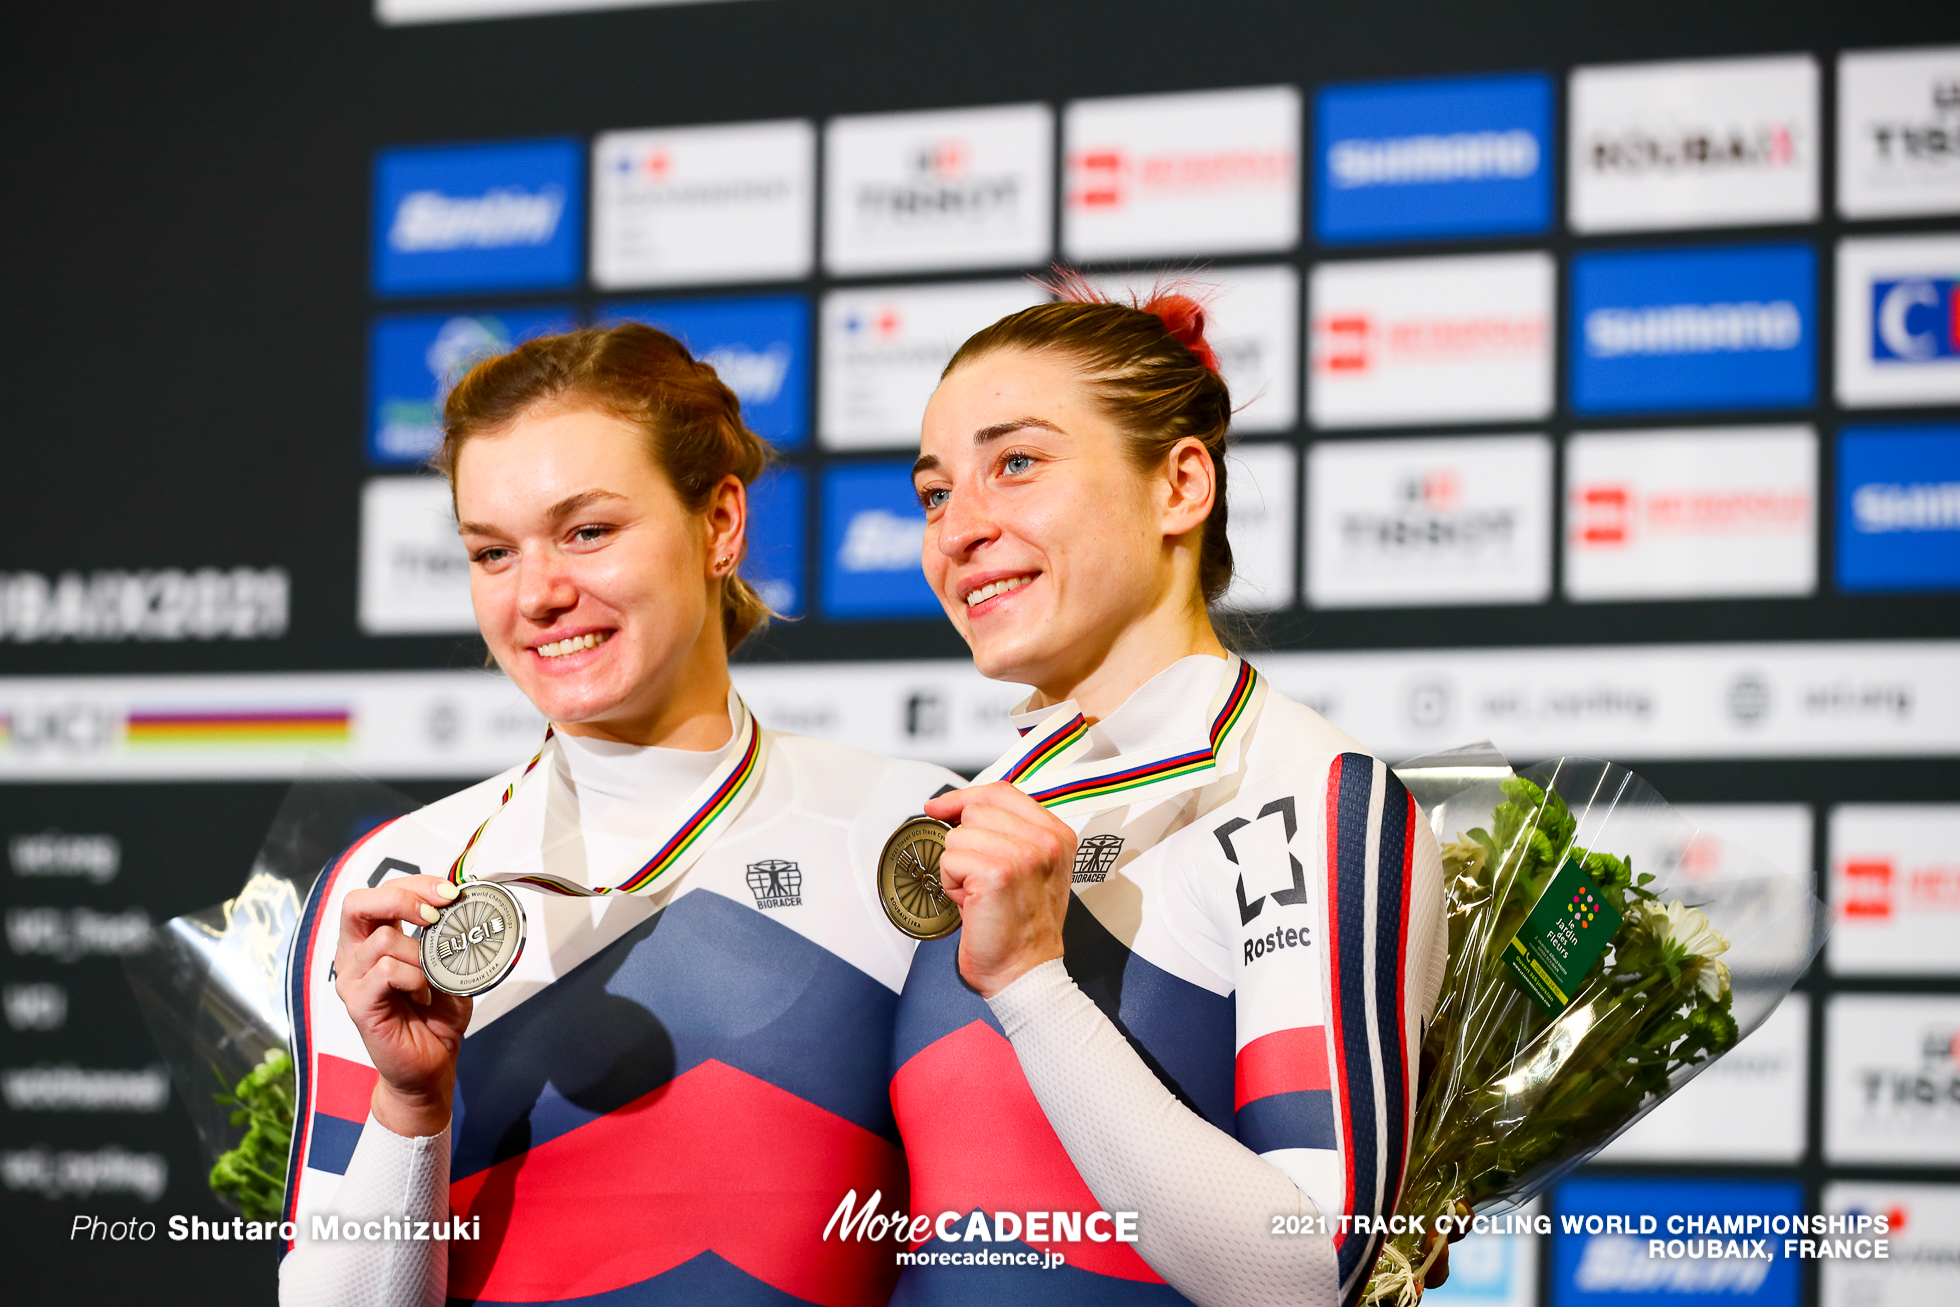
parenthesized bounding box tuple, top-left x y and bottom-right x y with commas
(878, 816, 960, 941)
(419, 881, 526, 997)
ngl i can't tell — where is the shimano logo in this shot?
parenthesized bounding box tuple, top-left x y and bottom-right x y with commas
(389, 186, 566, 253)
(838, 511, 925, 573)
(702, 344, 792, 406)
(1584, 301, 1802, 357)
(1852, 481, 1960, 533)
(1327, 130, 1539, 188)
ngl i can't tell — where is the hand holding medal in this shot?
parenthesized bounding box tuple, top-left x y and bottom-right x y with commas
(919, 782, 1079, 997)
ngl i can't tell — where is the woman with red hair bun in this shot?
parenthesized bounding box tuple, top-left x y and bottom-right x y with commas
(889, 278, 1448, 1307)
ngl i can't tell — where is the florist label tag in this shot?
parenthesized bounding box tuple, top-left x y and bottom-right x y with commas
(1503, 858, 1623, 1013)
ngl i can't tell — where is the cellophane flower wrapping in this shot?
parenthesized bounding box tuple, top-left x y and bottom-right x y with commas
(122, 765, 415, 1219)
(1365, 749, 1826, 1305)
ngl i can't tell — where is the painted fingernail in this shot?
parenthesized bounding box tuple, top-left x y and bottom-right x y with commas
(435, 881, 461, 901)
(420, 904, 441, 924)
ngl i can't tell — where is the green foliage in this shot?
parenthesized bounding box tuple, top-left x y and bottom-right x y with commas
(209, 1047, 295, 1222)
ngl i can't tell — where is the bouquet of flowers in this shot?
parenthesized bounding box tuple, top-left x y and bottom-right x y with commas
(1367, 749, 1825, 1304)
(124, 765, 415, 1219)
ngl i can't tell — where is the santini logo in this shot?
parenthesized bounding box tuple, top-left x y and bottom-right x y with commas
(389, 186, 566, 253)
(1585, 301, 1802, 358)
(702, 344, 792, 406)
(1327, 130, 1538, 188)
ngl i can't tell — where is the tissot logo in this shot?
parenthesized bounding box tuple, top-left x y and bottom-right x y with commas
(745, 859, 803, 909)
(1828, 996, 1960, 1163)
(1838, 47, 1960, 218)
(854, 137, 1020, 222)
(373, 139, 582, 296)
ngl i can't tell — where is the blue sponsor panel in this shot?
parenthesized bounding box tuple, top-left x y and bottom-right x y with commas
(367, 308, 575, 467)
(603, 295, 810, 448)
(1315, 73, 1553, 244)
(1552, 1176, 1801, 1307)
(819, 463, 938, 619)
(743, 466, 806, 617)
(374, 138, 582, 296)
(1838, 425, 1960, 592)
(1571, 244, 1816, 414)
(1871, 276, 1960, 361)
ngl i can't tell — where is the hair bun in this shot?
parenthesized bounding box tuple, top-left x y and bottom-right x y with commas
(1140, 293, 1221, 375)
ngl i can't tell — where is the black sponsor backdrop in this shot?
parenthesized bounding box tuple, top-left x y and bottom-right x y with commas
(4, 1, 1959, 1303)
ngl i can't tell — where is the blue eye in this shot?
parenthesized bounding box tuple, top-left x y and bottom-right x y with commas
(922, 487, 950, 509)
(1004, 454, 1034, 475)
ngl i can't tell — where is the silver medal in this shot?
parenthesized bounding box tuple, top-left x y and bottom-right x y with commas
(419, 881, 526, 997)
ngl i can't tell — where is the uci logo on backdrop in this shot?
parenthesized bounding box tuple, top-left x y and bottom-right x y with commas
(374, 138, 583, 295)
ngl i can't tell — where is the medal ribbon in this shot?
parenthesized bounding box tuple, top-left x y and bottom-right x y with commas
(975, 656, 1264, 819)
(446, 694, 767, 899)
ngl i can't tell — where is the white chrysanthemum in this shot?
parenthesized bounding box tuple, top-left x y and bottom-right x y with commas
(1646, 901, 1732, 999)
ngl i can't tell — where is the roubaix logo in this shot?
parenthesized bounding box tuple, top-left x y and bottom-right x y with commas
(374, 139, 582, 296)
(604, 295, 809, 447)
(1315, 73, 1552, 243)
(745, 860, 803, 909)
(369, 309, 573, 467)
(1570, 244, 1815, 414)
(820, 464, 938, 619)
(1837, 426, 1960, 592)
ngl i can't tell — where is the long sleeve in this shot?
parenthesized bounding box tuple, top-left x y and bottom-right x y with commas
(278, 1117, 450, 1307)
(989, 960, 1340, 1307)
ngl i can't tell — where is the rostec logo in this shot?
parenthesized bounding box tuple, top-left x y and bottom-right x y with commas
(604, 295, 809, 447)
(1570, 244, 1815, 414)
(1315, 73, 1551, 244)
(819, 464, 938, 619)
(373, 139, 582, 296)
(1306, 434, 1552, 608)
(1568, 54, 1819, 232)
(1837, 426, 1960, 593)
(591, 119, 814, 290)
(1309, 252, 1554, 427)
(819, 280, 1042, 449)
(1836, 237, 1960, 407)
(1838, 47, 1960, 218)
(1564, 426, 1817, 601)
(1064, 85, 1300, 260)
(825, 104, 1051, 275)
(369, 308, 573, 467)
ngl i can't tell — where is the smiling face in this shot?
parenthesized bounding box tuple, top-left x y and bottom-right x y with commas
(915, 347, 1217, 704)
(454, 401, 743, 745)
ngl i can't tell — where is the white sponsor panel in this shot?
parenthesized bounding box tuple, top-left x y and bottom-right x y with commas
(1092, 266, 1299, 432)
(1825, 994, 1960, 1165)
(1308, 253, 1554, 428)
(0, 640, 1955, 780)
(1835, 234, 1960, 408)
(1838, 46, 1960, 218)
(1306, 434, 1552, 609)
(1820, 1182, 1960, 1307)
(1598, 993, 1808, 1163)
(359, 477, 476, 636)
(1672, 803, 1814, 886)
(1568, 54, 1819, 232)
(819, 279, 1045, 448)
(1829, 804, 1960, 976)
(824, 104, 1052, 276)
(1222, 442, 1298, 612)
(1564, 426, 1817, 601)
(1063, 86, 1301, 260)
(591, 119, 814, 289)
